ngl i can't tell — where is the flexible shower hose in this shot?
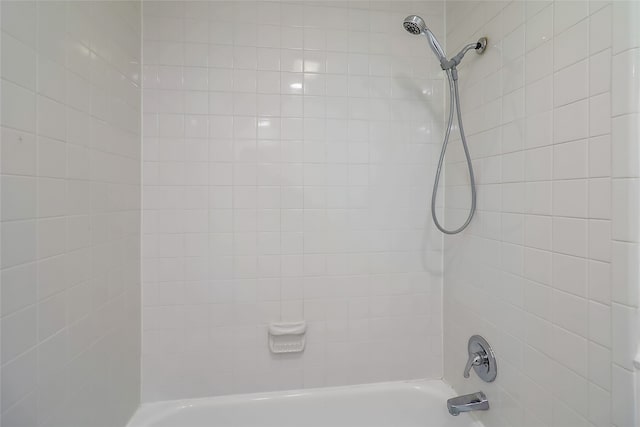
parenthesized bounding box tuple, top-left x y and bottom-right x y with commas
(430, 68, 476, 234)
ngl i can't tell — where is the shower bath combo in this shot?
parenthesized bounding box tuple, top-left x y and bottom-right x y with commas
(403, 15, 487, 234)
(403, 16, 496, 417)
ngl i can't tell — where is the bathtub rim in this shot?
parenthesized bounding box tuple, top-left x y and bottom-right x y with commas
(127, 378, 483, 427)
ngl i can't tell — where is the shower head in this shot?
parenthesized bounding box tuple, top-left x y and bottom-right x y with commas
(403, 15, 426, 35)
(403, 15, 447, 64)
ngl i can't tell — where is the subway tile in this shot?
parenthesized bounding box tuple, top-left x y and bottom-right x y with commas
(525, 215, 552, 250)
(526, 75, 553, 115)
(589, 178, 611, 219)
(588, 300, 611, 348)
(524, 279, 552, 320)
(588, 260, 611, 306)
(552, 291, 588, 338)
(589, 48, 611, 96)
(588, 135, 611, 178)
(525, 111, 553, 148)
(1, 220, 37, 268)
(526, 4, 553, 52)
(1, 1, 36, 48)
(1, 127, 37, 176)
(1, 32, 36, 90)
(525, 181, 552, 215)
(1, 175, 37, 221)
(551, 360, 588, 416)
(553, 99, 589, 143)
(612, 49, 640, 116)
(588, 341, 611, 390)
(525, 146, 552, 181)
(589, 219, 611, 261)
(589, 5, 612, 54)
(611, 114, 640, 178)
(589, 93, 611, 136)
(524, 247, 552, 287)
(552, 253, 588, 297)
(612, 0, 640, 54)
(1, 305, 37, 362)
(611, 365, 638, 427)
(611, 179, 640, 242)
(1, 80, 36, 132)
(554, 1, 588, 35)
(553, 179, 588, 218)
(552, 217, 588, 257)
(553, 139, 588, 180)
(611, 303, 638, 371)
(554, 59, 588, 107)
(611, 241, 639, 306)
(553, 20, 589, 71)
(526, 41, 553, 83)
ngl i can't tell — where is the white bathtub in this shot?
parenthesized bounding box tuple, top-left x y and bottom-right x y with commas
(127, 380, 484, 427)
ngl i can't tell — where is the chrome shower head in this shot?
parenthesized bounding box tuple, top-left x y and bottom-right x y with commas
(403, 15, 426, 35)
(403, 15, 447, 64)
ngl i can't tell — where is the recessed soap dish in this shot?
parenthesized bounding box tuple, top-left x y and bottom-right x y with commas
(268, 321, 306, 354)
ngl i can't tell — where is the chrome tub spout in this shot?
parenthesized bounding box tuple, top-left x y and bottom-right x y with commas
(446, 391, 489, 416)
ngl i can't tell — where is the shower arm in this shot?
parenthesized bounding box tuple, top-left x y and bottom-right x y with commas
(439, 42, 483, 73)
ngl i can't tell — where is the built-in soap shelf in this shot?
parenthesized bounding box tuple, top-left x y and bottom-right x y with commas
(268, 321, 306, 354)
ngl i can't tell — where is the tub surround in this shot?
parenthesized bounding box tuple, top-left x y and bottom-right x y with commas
(443, 1, 639, 426)
(0, 1, 142, 426)
(141, 0, 445, 401)
(2, 1, 639, 427)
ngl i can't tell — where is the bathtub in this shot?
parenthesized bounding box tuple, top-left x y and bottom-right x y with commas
(127, 380, 484, 427)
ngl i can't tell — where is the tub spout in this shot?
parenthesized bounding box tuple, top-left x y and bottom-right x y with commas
(446, 391, 489, 416)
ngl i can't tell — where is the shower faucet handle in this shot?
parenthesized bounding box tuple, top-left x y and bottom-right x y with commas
(463, 352, 484, 378)
(462, 335, 497, 382)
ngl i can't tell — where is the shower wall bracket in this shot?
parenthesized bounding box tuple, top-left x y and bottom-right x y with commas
(475, 37, 488, 54)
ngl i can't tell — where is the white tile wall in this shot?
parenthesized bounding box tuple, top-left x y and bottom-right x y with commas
(2, 1, 635, 423)
(141, 0, 445, 401)
(1, 2, 142, 426)
(610, 2, 640, 426)
(443, 1, 639, 427)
